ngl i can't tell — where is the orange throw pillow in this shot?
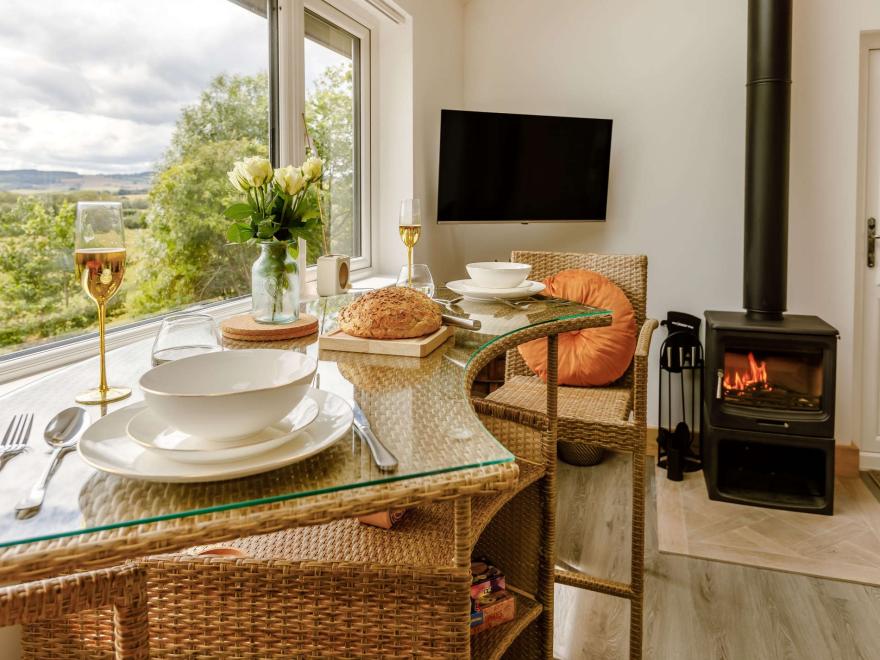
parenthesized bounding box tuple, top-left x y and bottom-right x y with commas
(518, 269, 637, 386)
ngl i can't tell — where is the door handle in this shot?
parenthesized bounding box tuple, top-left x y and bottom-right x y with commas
(869, 217, 876, 268)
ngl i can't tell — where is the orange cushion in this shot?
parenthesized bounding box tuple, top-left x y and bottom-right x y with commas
(518, 269, 637, 386)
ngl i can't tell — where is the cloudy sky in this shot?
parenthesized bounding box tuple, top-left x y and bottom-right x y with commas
(0, 0, 292, 174)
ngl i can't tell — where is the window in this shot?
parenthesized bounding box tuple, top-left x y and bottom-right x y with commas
(0, 0, 269, 357)
(0, 0, 372, 364)
(304, 11, 361, 262)
(301, 1, 370, 269)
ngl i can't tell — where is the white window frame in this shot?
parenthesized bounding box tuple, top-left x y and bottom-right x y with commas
(278, 0, 374, 279)
(0, 0, 377, 384)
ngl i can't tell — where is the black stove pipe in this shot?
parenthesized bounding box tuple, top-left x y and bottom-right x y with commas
(743, 0, 792, 321)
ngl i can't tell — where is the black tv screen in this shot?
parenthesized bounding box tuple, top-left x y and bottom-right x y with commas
(437, 109, 612, 222)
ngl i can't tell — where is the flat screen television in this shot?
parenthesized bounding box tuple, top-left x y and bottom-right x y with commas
(437, 109, 612, 223)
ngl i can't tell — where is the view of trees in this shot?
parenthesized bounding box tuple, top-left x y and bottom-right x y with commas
(0, 62, 354, 355)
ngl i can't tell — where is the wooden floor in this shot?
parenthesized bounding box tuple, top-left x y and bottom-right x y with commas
(654, 465, 880, 586)
(554, 453, 880, 660)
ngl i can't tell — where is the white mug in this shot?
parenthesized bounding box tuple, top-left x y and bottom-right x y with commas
(317, 254, 351, 296)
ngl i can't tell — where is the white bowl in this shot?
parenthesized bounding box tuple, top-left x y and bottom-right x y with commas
(139, 349, 317, 441)
(466, 262, 532, 289)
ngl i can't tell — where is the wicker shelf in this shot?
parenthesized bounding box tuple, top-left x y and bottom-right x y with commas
(204, 461, 545, 567)
(471, 591, 542, 660)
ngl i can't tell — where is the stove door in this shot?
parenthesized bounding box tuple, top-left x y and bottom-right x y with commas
(704, 330, 836, 437)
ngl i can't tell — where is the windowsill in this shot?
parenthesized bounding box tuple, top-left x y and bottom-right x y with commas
(0, 268, 393, 387)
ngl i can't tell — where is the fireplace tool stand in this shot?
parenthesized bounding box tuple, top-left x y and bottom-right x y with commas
(657, 312, 703, 481)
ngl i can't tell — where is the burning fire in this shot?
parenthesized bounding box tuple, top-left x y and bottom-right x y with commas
(724, 352, 770, 392)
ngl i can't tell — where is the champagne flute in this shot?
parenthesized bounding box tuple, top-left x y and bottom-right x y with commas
(74, 202, 131, 405)
(399, 198, 421, 286)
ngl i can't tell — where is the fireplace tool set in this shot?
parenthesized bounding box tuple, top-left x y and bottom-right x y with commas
(657, 312, 703, 481)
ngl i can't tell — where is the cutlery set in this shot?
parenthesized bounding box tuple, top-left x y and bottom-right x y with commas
(2, 409, 87, 518)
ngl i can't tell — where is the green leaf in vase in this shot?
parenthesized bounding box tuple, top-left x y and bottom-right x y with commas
(224, 203, 253, 220)
(227, 222, 255, 243)
(257, 219, 279, 239)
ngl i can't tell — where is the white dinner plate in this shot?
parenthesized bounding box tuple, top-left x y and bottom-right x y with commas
(446, 279, 545, 301)
(78, 389, 353, 482)
(125, 391, 322, 464)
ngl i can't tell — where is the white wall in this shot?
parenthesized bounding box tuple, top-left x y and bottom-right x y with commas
(372, 0, 465, 277)
(789, 0, 880, 448)
(416, 0, 880, 442)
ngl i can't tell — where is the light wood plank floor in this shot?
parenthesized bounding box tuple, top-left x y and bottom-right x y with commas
(554, 453, 880, 660)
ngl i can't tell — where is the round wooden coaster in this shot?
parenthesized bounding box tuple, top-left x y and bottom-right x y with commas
(221, 313, 318, 342)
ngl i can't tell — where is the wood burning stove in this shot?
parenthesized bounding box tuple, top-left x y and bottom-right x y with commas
(705, 312, 836, 438)
(703, 312, 837, 514)
(702, 0, 839, 514)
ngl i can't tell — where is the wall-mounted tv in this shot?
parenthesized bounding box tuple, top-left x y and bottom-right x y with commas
(437, 109, 612, 223)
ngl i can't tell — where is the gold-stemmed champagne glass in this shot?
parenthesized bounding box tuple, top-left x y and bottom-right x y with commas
(398, 198, 421, 286)
(74, 202, 131, 405)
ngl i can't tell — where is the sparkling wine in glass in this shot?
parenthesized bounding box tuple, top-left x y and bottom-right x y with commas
(74, 202, 131, 404)
(399, 198, 421, 286)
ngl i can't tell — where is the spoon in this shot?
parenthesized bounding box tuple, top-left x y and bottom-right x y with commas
(15, 407, 89, 517)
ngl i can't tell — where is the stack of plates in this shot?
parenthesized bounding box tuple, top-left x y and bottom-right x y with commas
(77, 350, 353, 483)
(446, 279, 546, 301)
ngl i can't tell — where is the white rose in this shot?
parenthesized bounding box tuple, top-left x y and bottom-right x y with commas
(301, 156, 323, 181)
(237, 156, 273, 187)
(274, 165, 305, 196)
(227, 167, 248, 192)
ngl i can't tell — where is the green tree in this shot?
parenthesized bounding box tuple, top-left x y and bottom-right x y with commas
(128, 74, 269, 315)
(169, 73, 269, 160)
(0, 197, 77, 312)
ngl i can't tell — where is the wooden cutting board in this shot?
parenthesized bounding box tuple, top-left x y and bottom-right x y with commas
(318, 325, 453, 357)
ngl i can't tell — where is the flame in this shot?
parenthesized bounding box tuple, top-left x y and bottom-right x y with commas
(724, 352, 770, 392)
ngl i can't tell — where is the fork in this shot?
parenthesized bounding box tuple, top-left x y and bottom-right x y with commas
(0, 413, 33, 469)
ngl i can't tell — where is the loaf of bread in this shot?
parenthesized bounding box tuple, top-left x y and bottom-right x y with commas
(339, 287, 442, 339)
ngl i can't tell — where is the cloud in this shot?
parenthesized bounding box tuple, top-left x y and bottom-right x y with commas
(0, 0, 267, 174)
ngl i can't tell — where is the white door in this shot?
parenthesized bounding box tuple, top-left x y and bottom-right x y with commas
(860, 46, 880, 455)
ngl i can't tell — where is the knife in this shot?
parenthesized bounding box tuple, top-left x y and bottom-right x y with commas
(441, 314, 481, 331)
(351, 403, 398, 472)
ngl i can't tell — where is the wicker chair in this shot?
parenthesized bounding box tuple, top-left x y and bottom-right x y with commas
(476, 251, 657, 660)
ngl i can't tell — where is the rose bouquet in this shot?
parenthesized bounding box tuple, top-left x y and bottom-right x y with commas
(224, 156, 324, 323)
(225, 155, 324, 246)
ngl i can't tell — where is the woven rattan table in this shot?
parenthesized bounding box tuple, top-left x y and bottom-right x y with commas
(0, 292, 610, 658)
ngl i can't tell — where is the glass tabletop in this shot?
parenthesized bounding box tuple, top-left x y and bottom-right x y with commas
(0, 292, 609, 548)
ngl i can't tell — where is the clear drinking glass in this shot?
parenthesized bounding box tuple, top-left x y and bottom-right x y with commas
(151, 314, 223, 366)
(74, 202, 131, 404)
(396, 264, 435, 297)
(398, 198, 422, 286)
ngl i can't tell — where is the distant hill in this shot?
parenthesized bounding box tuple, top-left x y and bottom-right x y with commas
(0, 169, 153, 194)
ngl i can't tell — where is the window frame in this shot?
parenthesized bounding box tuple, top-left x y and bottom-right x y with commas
(0, 0, 375, 383)
(278, 0, 373, 278)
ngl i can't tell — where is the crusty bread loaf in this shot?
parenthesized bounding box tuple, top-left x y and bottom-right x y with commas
(339, 287, 442, 339)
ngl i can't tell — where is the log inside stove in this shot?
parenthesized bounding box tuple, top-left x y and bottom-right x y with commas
(722, 383, 821, 410)
(722, 350, 823, 411)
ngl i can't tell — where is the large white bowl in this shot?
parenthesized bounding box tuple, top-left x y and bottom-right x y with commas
(466, 262, 532, 289)
(139, 349, 317, 441)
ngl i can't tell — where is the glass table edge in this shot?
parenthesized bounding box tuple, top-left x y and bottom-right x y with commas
(465, 308, 612, 368)
(0, 455, 515, 550)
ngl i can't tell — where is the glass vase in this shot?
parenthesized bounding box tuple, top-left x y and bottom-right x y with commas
(251, 240, 300, 324)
